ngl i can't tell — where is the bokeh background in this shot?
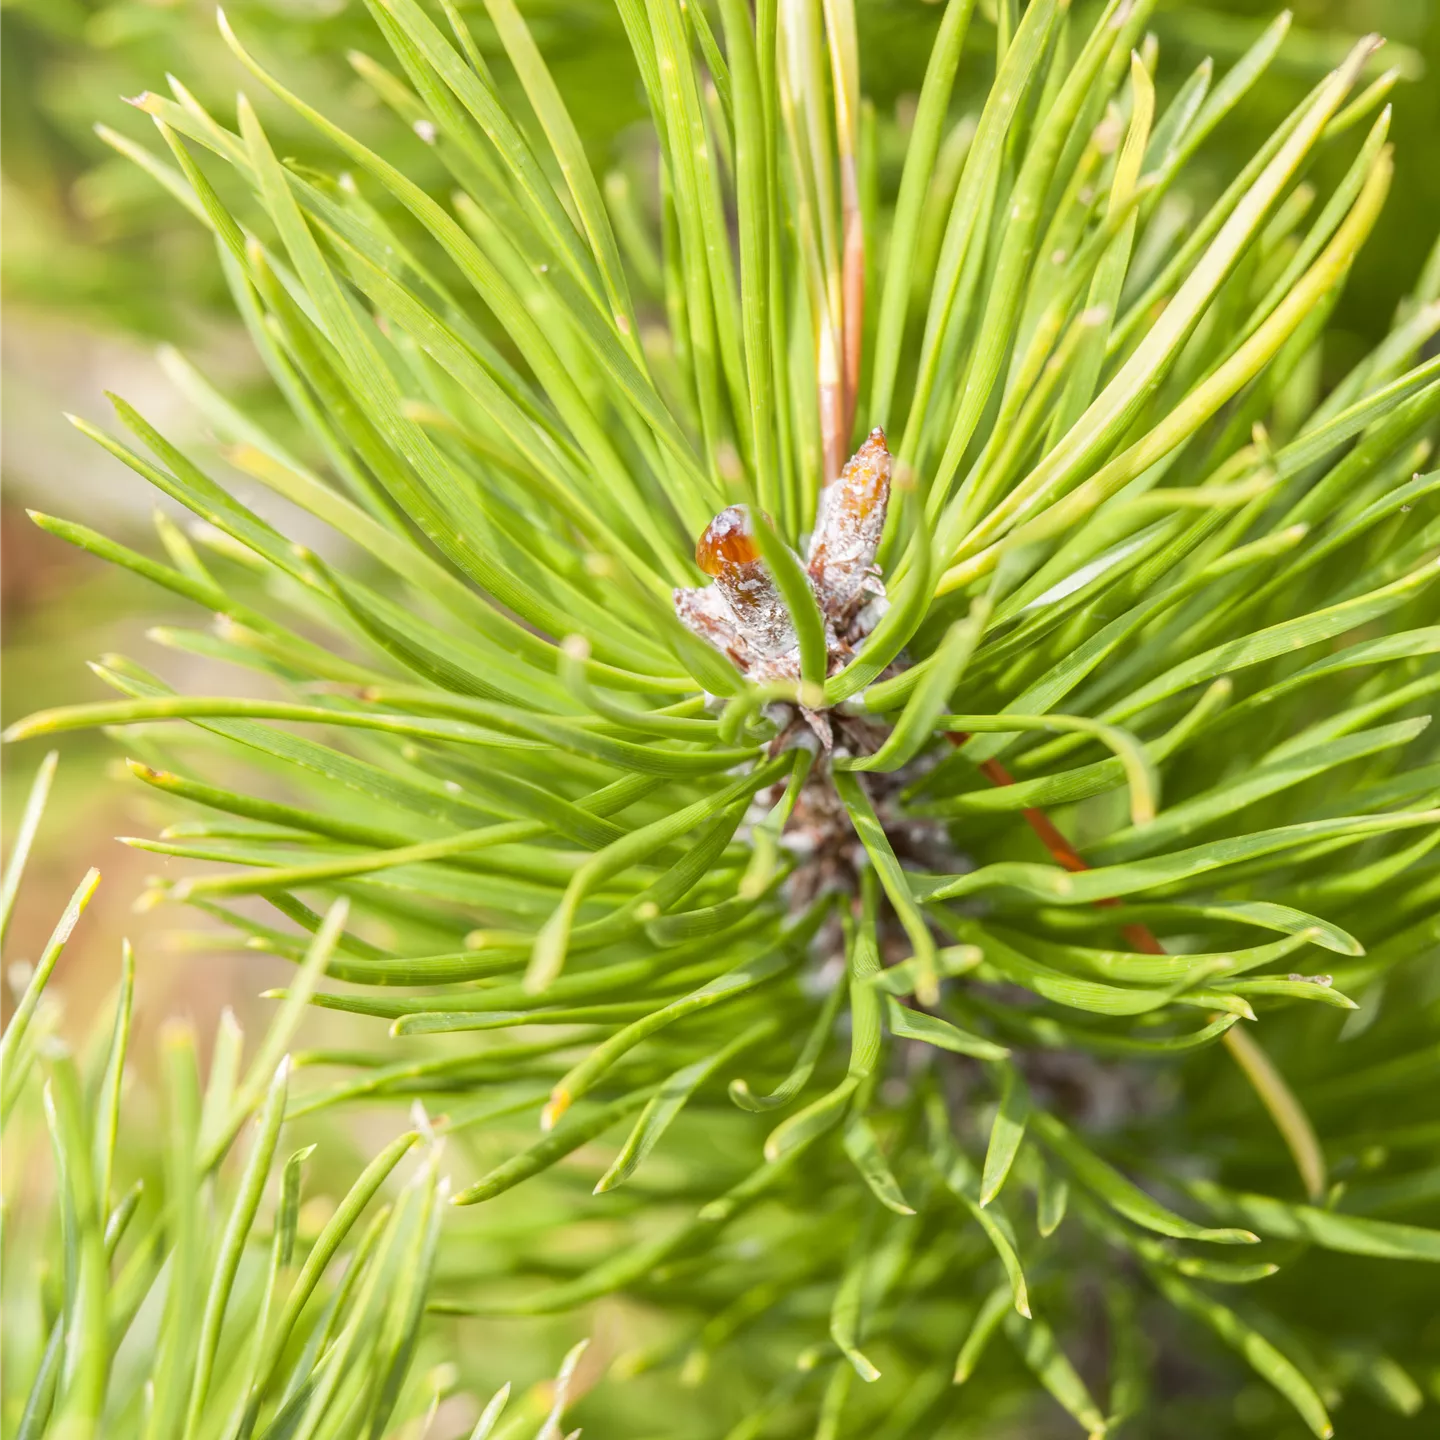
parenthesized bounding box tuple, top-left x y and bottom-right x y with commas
(3, 1, 1438, 1431)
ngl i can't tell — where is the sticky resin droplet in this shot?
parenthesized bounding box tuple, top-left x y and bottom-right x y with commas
(695, 504, 763, 576)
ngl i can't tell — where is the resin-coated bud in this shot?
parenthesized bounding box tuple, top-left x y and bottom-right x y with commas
(689, 505, 797, 660)
(807, 428, 891, 622)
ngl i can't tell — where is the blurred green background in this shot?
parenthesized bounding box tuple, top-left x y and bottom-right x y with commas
(2, 1, 1437, 1432)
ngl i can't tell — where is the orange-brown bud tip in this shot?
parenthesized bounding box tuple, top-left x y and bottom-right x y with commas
(834, 430, 892, 520)
(696, 505, 761, 576)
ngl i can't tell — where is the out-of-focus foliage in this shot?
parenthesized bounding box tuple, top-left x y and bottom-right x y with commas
(1152, 3, 1440, 366)
(0, 759, 445, 1439)
(0, 0, 644, 334)
(0, 756, 596, 1440)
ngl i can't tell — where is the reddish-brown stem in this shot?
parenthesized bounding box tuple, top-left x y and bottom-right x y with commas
(954, 738, 1165, 954)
